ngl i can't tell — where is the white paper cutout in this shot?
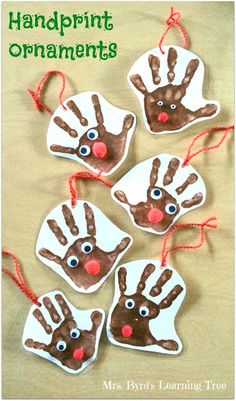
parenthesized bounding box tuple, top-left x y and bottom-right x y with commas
(112, 154, 206, 235)
(23, 291, 105, 374)
(107, 260, 186, 355)
(128, 45, 220, 134)
(47, 92, 136, 175)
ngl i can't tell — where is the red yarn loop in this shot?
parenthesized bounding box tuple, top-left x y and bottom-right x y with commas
(160, 217, 217, 267)
(27, 70, 67, 115)
(159, 7, 188, 54)
(182, 125, 234, 167)
(68, 171, 113, 207)
(2, 250, 40, 306)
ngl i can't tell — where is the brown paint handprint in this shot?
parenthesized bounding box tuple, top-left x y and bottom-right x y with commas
(112, 154, 206, 234)
(107, 261, 185, 354)
(128, 46, 219, 134)
(23, 292, 105, 373)
(36, 200, 132, 292)
(48, 92, 136, 175)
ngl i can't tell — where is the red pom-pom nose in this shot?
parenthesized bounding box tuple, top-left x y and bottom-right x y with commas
(158, 112, 169, 123)
(121, 325, 133, 337)
(84, 260, 101, 275)
(92, 142, 108, 158)
(147, 208, 164, 223)
(73, 348, 84, 360)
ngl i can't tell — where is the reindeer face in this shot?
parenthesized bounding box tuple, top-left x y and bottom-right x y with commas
(112, 154, 206, 235)
(23, 291, 105, 373)
(47, 92, 136, 175)
(36, 200, 132, 293)
(107, 260, 186, 353)
(128, 45, 220, 134)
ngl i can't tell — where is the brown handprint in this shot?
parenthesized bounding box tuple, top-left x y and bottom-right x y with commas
(24, 293, 103, 371)
(129, 47, 218, 133)
(114, 157, 203, 234)
(38, 202, 131, 290)
(50, 94, 135, 173)
(110, 264, 183, 350)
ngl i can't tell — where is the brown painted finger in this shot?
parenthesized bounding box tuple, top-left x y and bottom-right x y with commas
(54, 116, 78, 138)
(136, 263, 155, 294)
(33, 308, 52, 334)
(62, 204, 79, 236)
(47, 220, 68, 245)
(67, 100, 88, 126)
(43, 297, 61, 324)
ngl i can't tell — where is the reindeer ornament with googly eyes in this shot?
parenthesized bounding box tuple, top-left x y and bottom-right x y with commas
(47, 92, 136, 175)
(112, 154, 206, 235)
(107, 260, 186, 354)
(128, 46, 220, 134)
(23, 291, 105, 373)
(36, 200, 132, 293)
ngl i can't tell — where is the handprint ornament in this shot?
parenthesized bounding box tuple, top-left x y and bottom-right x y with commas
(128, 45, 220, 134)
(47, 91, 136, 175)
(106, 218, 217, 354)
(112, 154, 206, 235)
(36, 200, 132, 293)
(23, 291, 105, 374)
(107, 260, 186, 354)
(112, 125, 233, 235)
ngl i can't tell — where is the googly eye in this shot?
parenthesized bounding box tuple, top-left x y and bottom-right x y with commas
(125, 299, 135, 309)
(70, 328, 80, 339)
(157, 101, 163, 106)
(170, 104, 176, 110)
(87, 129, 98, 141)
(79, 145, 90, 156)
(139, 306, 149, 317)
(56, 340, 67, 352)
(150, 188, 162, 200)
(67, 256, 79, 268)
(165, 203, 177, 215)
(81, 242, 93, 254)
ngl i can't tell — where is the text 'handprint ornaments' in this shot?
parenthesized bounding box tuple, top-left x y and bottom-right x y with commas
(106, 218, 217, 355)
(36, 199, 132, 293)
(112, 126, 233, 235)
(23, 291, 105, 374)
(107, 260, 186, 354)
(128, 8, 220, 134)
(2, 251, 105, 374)
(28, 71, 136, 175)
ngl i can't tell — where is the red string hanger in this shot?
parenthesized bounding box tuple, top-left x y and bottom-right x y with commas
(158, 7, 188, 54)
(2, 250, 40, 306)
(182, 125, 234, 167)
(27, 70, 66, 115)
(68, 171, 113, 207)
(160, 217, 217, 267)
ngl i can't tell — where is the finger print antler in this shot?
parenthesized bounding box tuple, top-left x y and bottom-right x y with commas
(84, 202, 96, 236)
(92, 94, 104, 125)
(136, 263, 155, 293)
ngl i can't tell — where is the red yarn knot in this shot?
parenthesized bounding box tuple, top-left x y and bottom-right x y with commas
(160, 217, 217, 267)
(27, 70, 67, 115)
(159, 7, 188, 54)
(182, 125, 234, 167)
(2, 250, 40, 306)
(166, 9, 180, 25)
(68, 171, 113, 207)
